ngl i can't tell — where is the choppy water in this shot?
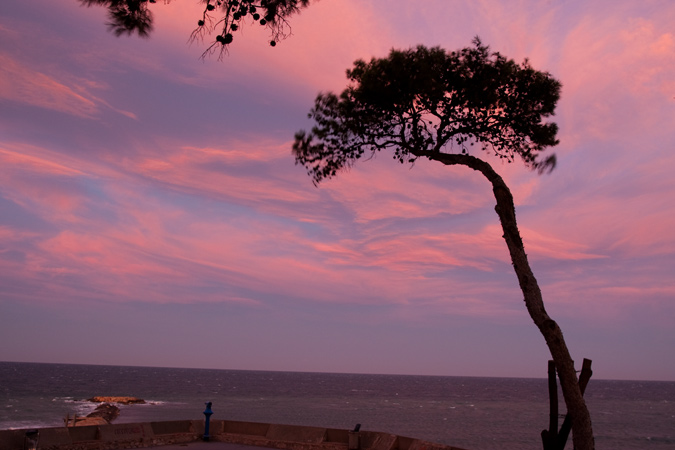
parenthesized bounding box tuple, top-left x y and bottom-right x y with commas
(1, 362, 673, 450)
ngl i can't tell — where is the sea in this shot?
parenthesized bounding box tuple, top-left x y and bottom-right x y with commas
(0, 362, 673, 450)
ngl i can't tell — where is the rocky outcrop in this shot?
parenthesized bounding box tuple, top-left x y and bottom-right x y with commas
(87, 403, 120, 422)
(66, 397, 143, 427)
(87, 396, 145, 405)
(66, 402, 123, 426)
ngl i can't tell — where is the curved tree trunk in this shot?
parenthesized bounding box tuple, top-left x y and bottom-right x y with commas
(412, 150, 595, 450)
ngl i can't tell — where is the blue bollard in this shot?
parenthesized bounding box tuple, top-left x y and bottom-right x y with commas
(203, 401, 213, 442)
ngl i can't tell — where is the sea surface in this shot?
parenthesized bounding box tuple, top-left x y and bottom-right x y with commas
(1, 362, 673, 450)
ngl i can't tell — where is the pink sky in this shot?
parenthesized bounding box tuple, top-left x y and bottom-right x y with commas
(1, 0, 674, 381)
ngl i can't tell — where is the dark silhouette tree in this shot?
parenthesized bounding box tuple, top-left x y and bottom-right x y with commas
(293, 40, 594, 450)
(80, 0, 311, 57)
(80, 0, 155, 37)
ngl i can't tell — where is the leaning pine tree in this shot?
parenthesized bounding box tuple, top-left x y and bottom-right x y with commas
(293, 39, 594, 450)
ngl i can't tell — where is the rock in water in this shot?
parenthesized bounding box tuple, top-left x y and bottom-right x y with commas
(87, 403, 120, 423)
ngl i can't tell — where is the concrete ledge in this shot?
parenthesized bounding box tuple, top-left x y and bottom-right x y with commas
(266, 424, 327, 444)
(209, 419, 225, 436)
(151, 420, 194, 435)
(214, 433, 348, 450)
(38, 427, 72, 447)
(359, 432, 398, 450)
(224, 420, 270, 437)
(407, 440, 464, 450)
(96, 423, 154, 443)
(192, 419, 205, 435)
(0, 419, 469, 450)
(325, 428, 349, 444)
(0, 429, 26, 449)
(68, 424, 98, 442)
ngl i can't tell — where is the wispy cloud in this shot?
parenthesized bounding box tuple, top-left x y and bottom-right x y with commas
(0, 50, 138, 120)
(0, 53, 99, 118)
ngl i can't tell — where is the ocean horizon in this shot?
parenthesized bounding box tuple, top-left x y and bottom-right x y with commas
(7, 359, 674, 382)
(1, 361, 674, 449)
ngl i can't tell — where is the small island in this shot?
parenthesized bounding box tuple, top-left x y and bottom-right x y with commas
(87, 396, 146, 405)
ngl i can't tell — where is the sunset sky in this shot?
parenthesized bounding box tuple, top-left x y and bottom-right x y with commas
(1, 0, 674, 381)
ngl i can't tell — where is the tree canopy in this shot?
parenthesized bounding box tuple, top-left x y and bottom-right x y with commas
(294, 39, 560, 184)
(81, 0, 311, 56)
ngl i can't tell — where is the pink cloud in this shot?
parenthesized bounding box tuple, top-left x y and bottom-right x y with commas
(0, 144, 120, 222)
(520, 227, 608, 262)
(0, 49, 138, 120)
(320, 157, 494, 222)
(540, 272, 675, 328)
(520, 151, 675, 262)
(121, 141, 317, 205)
(471, 0, 561, 60)
(112, 208, 516, 313)
(307, 227, 505, 273)
(617, 18, 675, 97)
(27, 134, 601, 313)
(0, 146, 84, 177)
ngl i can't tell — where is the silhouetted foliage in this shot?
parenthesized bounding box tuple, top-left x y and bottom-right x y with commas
(81, 0, 155, 37)
(294, 39, 560, 184)
(81, 0, 311, 55)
